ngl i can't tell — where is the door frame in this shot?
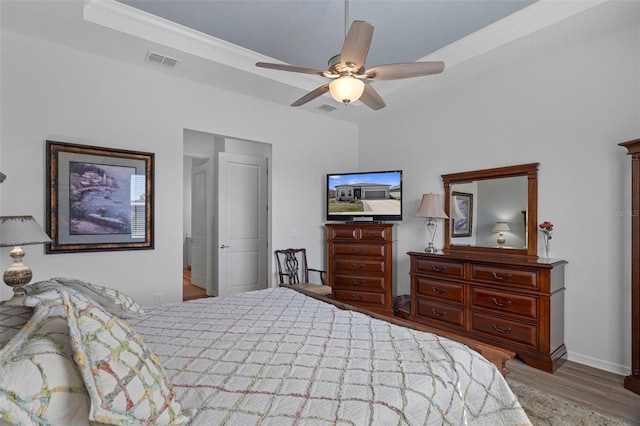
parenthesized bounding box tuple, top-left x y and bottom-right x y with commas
(183, 130, 272, 298)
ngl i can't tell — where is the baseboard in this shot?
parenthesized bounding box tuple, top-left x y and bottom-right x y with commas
(567, 350, 631, 376)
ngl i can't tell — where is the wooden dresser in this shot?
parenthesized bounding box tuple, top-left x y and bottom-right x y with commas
(408, 251, 567, 372)
(326, 223, 395, 315)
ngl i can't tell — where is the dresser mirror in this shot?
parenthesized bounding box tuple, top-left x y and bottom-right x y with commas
(442, 163, 539, 259)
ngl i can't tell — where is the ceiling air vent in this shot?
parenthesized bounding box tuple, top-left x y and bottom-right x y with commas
(145, 51, 180, 69)
(317, 104, 338, 113)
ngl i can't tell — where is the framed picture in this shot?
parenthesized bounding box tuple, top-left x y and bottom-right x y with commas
(451, 191, 473, 238)
(46, 141, 154, 253)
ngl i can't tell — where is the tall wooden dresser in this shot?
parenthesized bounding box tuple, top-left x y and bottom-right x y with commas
(408, 251, 567, 372)
(326, 223, 395, 315)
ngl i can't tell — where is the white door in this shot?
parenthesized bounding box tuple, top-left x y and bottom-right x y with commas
(217, 152, 268, 296)
(190, 161, 209, 289)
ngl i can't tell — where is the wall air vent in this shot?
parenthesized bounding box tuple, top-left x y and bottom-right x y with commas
(317, 104, 338, 113)
(145, 51, 180, 69)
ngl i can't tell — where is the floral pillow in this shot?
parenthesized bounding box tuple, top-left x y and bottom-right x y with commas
(59, 289, 188, 425)
(26, 277, 145, 319)
(0, 303, 91, 425)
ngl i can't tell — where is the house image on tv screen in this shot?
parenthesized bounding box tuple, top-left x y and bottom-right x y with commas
(335, 183, 393, 201)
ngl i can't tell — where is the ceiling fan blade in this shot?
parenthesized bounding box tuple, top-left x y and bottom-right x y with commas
(291, 84, 330, 107)
(340, 20, 374, 70)
(359, 84, 385, 110)
(365, 61, 445, 81)
(256, 62, 326, 76)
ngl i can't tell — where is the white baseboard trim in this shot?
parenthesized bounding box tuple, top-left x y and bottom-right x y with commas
(567, 350, 631, 376)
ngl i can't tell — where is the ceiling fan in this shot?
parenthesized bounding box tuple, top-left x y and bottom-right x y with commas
(256, 19, 444, 110)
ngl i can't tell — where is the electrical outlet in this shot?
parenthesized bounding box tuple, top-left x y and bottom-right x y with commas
(153, 293, 163, 305)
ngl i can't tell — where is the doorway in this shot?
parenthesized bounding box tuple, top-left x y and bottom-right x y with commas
(183, 130, 271, 300)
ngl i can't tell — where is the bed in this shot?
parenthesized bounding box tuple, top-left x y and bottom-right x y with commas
(0, 279, 531, 425)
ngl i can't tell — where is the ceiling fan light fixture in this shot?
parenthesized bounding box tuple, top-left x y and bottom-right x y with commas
(329, 76, 365, 105)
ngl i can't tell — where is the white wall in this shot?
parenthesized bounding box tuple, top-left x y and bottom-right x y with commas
(358, 2, 640, 374)
(0, 30, 358, 306)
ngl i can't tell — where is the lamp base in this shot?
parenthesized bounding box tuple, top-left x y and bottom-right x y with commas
(2, 245, 32, 303)
(424, 244, 437, 254)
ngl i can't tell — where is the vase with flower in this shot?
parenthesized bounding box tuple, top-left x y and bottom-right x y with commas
(539, 221, 554, 259)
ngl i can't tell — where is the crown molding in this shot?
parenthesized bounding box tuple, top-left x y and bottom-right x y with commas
(422, 0, 607, 66)
(84, 0, 606, 98)
(83, 0, 322, 91)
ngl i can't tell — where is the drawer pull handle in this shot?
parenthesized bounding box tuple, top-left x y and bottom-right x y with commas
(431, 287, 447, 294)
(431, 265, 447, 272)
(351, 279, 365, 286)
(491, 272, 512, 281)
(431, 308, 446, 317)
(491, 323, 512, 333)
(351, 263, 364, 270)
(339, 233, 346, 237)
(367, 233, 375, 238)
(351, 295, 364, 301)
(491, 297, 512, 307)
(351, 248, 364, 254)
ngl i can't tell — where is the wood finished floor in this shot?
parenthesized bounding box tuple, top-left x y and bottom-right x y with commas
(180, 268, 640, 421)
(182, 268, 208, 301)
(507, 357, 640, 423)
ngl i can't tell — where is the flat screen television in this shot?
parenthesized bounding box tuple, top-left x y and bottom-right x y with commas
(326, 170, 403, 222)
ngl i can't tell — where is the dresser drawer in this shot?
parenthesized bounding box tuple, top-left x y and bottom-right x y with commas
(328, 226, 358, 240)
(471, 265, 538, 289)
(470, 312, 538, 349)
(334, 259, 385, 274)
(471, 288, 538, 320)
(416, 277, 464, 304)
(414, 257, 465, 279)
(334, 289, 385, 306)
(333, 274, 385, 291)
(358, 226, 391, 242)
(331, 242, 385, 258)
(415, 298, 465, 329)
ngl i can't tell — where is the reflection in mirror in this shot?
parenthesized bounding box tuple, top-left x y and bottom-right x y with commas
(450, 176, 528, 249)
(442, 163, 538, 259)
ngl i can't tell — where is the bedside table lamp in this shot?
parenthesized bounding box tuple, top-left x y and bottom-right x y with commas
(491, 221, 512, 247)
(0, 216, 52, 302)
(414, 193, 448, 253)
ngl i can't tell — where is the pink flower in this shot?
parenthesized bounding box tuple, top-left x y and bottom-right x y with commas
(539, 221, 554, 239)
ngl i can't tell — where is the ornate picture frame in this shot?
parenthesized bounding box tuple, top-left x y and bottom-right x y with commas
(46, 140, 154, 253)
(451, 191, 473, 238)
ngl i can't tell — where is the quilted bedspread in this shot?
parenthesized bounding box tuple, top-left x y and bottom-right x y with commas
(128, 287, 531, 425)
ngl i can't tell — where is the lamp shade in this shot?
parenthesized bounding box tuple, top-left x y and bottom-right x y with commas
(450, 196, 466, 220)
(0, 216, 52, 247)
(329, 76, 365, 104)
(414, 193, 448, 219)
(491, 221, 512, 233)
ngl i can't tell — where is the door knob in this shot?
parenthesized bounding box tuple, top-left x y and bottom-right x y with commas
(220, 244, 229, 249)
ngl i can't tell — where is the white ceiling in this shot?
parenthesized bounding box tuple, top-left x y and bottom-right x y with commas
(1, 0, 606, 123)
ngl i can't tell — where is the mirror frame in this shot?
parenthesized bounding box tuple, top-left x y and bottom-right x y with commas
(442, 163, 539, 259)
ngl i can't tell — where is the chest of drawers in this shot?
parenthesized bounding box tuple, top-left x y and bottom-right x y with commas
(408, 251, 567, 372)
(326, 223, 395, 315)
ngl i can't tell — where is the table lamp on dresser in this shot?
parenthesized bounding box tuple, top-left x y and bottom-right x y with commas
(414, 193, 449, 253)
(0, 216, 52, 304)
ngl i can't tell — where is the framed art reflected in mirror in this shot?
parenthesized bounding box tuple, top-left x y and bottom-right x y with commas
(46, 140, 154, 253)
(451, 191, 473, 238)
